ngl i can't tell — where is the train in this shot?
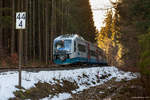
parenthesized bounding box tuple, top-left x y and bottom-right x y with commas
(53, 34, 107, 65)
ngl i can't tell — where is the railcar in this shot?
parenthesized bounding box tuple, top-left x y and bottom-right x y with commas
(53, 34, 107, 65)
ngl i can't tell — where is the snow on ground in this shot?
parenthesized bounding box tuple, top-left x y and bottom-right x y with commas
(0, 66, 138, 100)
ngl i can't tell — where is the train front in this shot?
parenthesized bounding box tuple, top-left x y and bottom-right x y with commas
(53, 38, 73, 65)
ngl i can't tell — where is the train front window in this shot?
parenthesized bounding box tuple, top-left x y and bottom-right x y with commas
(55, 40, 72, 52)
(55, 41, 64, 49)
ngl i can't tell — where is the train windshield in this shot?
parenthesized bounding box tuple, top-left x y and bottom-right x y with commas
(55, 40, 72, 52)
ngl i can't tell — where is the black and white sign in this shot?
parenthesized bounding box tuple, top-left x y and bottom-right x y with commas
(16, 12, 26, 29)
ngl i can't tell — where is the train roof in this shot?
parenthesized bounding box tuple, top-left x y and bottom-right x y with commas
(54, 34, 85, 41)
(54, 34, 103, 51)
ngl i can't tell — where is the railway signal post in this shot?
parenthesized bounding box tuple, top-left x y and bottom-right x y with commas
(16, 12, 26, 88)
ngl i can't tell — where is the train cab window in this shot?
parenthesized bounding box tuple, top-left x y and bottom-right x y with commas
(74, 41, 76, 52)
(55, 40, 72, 52)
(55, 40, 64, 49)
(78, 44, 86, 52)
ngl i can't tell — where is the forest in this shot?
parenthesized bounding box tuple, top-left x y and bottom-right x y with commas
(0, 0, 96, 66)
(0, 0, 150, 98)
(96, 0, 150, 95)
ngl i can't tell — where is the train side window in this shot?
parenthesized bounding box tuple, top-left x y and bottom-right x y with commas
(90, 50, 97, 57)
(78, 44, 86, 52)
(74, 41, 76, 52)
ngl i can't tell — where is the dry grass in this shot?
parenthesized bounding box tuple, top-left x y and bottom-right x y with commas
(69, 78, 148, 100)
(10, 79, 79, 100)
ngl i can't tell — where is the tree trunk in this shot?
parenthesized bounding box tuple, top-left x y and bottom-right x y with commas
(61, 0, 64, 35)
(11, 0, 15, 55)
(54, 0, 56, 36)
(0, 0, 3, 58)
(38, 0, 42, 62)
(32, 0, 35, 60)
(50, 0, 55, 63)
(24, 0, 28, 65)
(41, 1, 45, 62)
(45, 0, 49, 64)
(29, 0, 32, 61)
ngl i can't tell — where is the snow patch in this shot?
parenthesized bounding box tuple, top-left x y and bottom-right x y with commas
(0, 66, 138, 100)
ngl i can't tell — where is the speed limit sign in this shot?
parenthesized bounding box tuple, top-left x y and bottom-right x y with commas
(16, 12, 26, 29)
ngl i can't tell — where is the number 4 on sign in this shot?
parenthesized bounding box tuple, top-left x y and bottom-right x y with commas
(16, 12, 26, 29)
(17, 14, 20, 20)
(19, 21, 23, 27)
(21, 14, 26, 19)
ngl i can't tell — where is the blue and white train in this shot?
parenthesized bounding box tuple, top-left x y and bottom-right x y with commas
(53, 34, 107, 65)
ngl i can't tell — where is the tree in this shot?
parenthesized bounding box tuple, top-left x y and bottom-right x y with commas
(33, 0, 36, 60)
(24, 0, 29, 64)
(38, 0, 42, 62)
(45, 0, 49, 64)
(11, 0, 15, 55)
(0, 0, 97, 66)
(0, 0, 3, 59)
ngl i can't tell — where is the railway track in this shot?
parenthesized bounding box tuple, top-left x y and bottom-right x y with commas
(0, 64, 105, 73)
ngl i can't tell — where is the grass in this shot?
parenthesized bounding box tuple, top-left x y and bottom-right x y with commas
(10, 79, 79, 100)
(69, 78, 148, 100)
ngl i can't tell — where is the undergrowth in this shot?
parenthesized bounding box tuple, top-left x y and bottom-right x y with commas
(9, 79, 79, 100)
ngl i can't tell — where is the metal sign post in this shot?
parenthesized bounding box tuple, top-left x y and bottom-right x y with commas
(16, 12, 26, 88)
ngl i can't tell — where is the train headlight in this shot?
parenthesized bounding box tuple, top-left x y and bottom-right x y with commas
(59, 55, 66, 61)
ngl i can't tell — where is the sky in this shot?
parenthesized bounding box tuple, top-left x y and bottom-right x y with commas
(89, 0, 114, 31)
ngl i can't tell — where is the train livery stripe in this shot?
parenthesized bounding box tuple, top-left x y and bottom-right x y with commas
(53, 57, 102, 65)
